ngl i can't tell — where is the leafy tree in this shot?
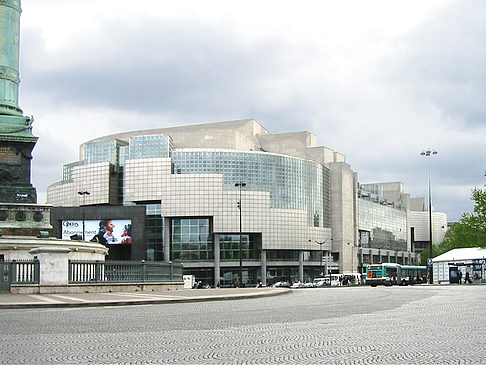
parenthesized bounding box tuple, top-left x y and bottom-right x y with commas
(434, 188, 486, 257)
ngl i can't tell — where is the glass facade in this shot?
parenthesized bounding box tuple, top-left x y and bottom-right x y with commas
(220, 234, 260, 261)
(171, 218, 214, 261)
(144, 203, 164, 261)
(267, 250, 299, 262)
(358, 199, 407, 251)
(172, 150, 331, 228)
(62, 161, 85, 181)
(84, 139, 127, 165)
(184, 268, 214, 286)
(220, 268, 261, 287)
(129, 135, 172, 160)
(360, 184, 384, 197)
(119, 146, 129, 166)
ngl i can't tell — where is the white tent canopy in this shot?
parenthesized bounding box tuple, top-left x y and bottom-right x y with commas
(432, 247, 486, 284)
(432, 247, 486, 263)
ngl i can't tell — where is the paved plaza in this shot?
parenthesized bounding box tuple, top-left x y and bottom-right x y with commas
(1, 285, 485, 364)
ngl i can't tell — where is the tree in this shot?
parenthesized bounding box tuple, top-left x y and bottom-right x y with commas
(434, 188, 486, 256)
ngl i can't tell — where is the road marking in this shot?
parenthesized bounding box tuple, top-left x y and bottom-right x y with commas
(50, 294, 90, 302)
(101, 292, 177, 300)
(28, 295, 63, 303)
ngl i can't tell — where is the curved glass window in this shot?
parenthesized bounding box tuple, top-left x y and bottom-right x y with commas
(172, 150, 330, 228)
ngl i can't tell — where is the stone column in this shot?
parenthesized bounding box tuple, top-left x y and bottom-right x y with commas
(298, 250, 304, 282)
(213, 233, 220, 287)
(261, 250, 267, 286)
(0, 0, 38, 204)
(163, 217, 171, 263)
(29, 246, 70, 286)
(0, 0, 22, 114)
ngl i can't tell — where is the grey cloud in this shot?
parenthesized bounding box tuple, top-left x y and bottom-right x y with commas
(21, 20, 297, 118)
(381, 1, 486, 129)
(19, 1, 486, 221)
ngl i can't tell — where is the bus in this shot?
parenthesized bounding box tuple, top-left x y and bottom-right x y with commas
(366, 263, 427, 286)
(400, 265, 427, 285)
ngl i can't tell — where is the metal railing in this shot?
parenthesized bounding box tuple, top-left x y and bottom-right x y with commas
(68, 260, 183, 284)
(1, 260, 40, 291)
(12, 260, 40, 284)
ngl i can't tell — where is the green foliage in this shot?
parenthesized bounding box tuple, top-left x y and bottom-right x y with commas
(435, 188, 486, 256)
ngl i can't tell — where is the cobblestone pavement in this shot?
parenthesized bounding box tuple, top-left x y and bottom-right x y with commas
(1, 285, 485, 364)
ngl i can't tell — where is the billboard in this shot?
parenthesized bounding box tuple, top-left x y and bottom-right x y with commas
(62, 219, 132, 244)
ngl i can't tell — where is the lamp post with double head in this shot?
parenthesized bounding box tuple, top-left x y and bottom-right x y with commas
(309, 239, 331, 277)
(235, 181, 246, 287)
(77, 191, 90, 241)
(421, 149, 437, 283)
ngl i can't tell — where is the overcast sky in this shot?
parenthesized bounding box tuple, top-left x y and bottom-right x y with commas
(17, 0, 486, 221)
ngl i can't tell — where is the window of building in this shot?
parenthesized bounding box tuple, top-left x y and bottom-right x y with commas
(171, 218, 213, 262)
(220, 234, 260, 261)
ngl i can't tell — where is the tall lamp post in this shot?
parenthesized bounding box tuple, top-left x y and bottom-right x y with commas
(421, 149, 437, 283)
(235, 181, 246, 287)
(309, 239, 331, 277)
(78, 191, 90, 241)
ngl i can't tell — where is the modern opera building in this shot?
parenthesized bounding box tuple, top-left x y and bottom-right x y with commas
(47, 119, 420, 286)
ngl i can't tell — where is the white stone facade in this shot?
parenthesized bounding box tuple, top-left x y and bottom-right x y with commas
(410, 211, 448, 244)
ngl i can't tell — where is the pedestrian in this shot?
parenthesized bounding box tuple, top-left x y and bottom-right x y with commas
(344, 276, 349, 286)
(465, 271, 472, 284)
(458, 269, 462, 284)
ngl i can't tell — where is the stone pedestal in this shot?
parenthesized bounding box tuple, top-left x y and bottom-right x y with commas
(29, 246, 71, 286)
(0, 203, 52, 236)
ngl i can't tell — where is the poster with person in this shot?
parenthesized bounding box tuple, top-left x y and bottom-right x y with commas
(61, 219, 132, 244)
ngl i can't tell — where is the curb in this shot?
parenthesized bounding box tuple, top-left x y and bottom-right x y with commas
(0, 288, 291, 310)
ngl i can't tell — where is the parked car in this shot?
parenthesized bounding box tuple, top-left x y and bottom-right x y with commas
(290, 281, 305, 289)
(273, 281, 291, 288)
(313, 277, 331, 287)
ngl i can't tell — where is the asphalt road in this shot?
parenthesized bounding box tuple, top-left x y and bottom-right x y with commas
(1, 285, 485, 364)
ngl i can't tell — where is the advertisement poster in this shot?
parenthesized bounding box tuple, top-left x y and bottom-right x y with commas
(62, 219, 132, 244)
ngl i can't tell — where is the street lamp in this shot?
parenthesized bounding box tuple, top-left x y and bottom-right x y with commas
(421, 149, 437, 283)
(309, 239, 331, 277)
(77, 191, 90, 241)
(235, 181, 246, 287)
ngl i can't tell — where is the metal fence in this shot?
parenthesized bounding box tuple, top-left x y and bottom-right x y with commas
(69, 260, 183, 284)
(0, 260, 40, 291)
